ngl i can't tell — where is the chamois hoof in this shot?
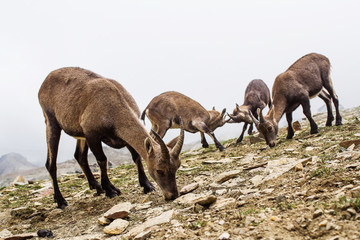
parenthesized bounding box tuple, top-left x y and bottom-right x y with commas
(286, 134, 294, 139)
(143, 183, 156, 194)
(325, 121, 333, 127)
(93, 188, 105, 196)
(336, 120, 342, 126)
(310, 129, 319, 134)
(218, 146, 226, 151)
(56, 200, 68, 209)
(236, 137, 243, 144)
(106, 190, 121, 199)
(202, 143, 209, 148)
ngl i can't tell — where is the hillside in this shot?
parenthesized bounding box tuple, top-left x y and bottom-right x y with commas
(0, 147, 133, 187)
(0, 153, 37, 176)
(0, 107, 359, 240)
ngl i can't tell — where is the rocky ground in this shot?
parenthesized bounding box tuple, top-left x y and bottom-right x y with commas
(0, 107, 359, 240)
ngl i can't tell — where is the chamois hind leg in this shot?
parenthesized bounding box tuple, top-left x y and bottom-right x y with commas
(127, 146, 155, 194)
(236, 123, 248, 143)
(74, 139, 104, 196)
(193, 121, 225, 151)
(301, 99, 318, 134)
(286, 112, 294, 139)
(86, 138, 120, 198)
(248, 110, 258, 135)
(44, 114, 67, 208)
(318, 90, 334, 126)
(247, 123, 253, 135)
(322, 75, 342, 125)
(200, 132, 209, 148)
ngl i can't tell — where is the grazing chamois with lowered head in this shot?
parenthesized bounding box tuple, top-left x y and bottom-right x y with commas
(38, 67, 184, 208)
(228, 79, 271, 143)
(141, 91, 227, 151)
(250, 53, 342, 148)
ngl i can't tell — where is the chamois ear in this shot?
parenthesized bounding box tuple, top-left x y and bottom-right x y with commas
(212, 106, 216, 111)
(221, 108, 226, 117)
(144, 137, 153, 156)
(236, 104, 240, 110)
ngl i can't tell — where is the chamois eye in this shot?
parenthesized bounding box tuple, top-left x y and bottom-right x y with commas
(157, 170, 165, 176)
(267, 126, 272, 131)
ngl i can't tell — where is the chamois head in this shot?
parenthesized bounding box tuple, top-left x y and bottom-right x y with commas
(250, 108, 278, 148)
(208, 107, 227, 131)
(144, 119, 184, 200)
(228, 104, 252, 124)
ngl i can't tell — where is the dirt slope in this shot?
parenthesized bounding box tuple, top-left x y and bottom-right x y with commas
(0, 107, 359, 240)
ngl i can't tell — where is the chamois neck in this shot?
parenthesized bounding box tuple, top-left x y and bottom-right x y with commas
(116, 120, 152, 163)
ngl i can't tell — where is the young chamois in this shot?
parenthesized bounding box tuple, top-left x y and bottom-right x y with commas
(250, 53, 342, 148)
(141, 91, 227, 151)
(38, 67, 184, 208)
(228, 79, 271, 143)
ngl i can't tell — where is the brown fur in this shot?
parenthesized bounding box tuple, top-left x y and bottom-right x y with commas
(251, 53, 342, 147)
(228, 79, 271, 143)
(38, 67, 184, 208)
(141, 91, 227, 151)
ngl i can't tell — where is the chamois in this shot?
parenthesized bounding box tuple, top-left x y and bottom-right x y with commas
(228, 79, 271, 143)
(250, 53, 342, 147)
(38, 67, 184, 208)
(141, 91, 227, 151)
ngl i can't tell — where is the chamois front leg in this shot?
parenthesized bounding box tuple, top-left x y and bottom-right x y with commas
(286, 112, 294, 139)
(74, 139, 104, 196)
(45, 117, 67, 209)
(236, 123, 248, 143)
(193, 121, 225, 151)
(200, 132, 209, 148)
(127, 146, 155, 194)
(87, 138, 121, 198)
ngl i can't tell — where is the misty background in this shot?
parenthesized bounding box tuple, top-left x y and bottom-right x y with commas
(0, 1, 359, 166)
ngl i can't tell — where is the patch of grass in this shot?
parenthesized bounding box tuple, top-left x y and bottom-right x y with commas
(117, 164, 135, 170)
(221, 138, 236, 145)
(188, 220, 207, 230)
(333, 196, 360, 211)
(239, 207, 259, 216)
(277, 200, 297, 211)
(310, 166, 335, 178)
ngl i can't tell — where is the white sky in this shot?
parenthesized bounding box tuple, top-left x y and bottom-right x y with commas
(1, 0, 359, 166)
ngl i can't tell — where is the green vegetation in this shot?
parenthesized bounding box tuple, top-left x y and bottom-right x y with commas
(188, 220, 207, 230)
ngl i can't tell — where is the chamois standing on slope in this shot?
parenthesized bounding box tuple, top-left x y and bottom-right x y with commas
(141, 91, 227, 151)
(38, 67, 184, 208)
(250, 53, 342, 148)
(228, 79, 271, 143)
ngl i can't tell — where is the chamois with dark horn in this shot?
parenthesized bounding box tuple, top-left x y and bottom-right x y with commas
(250, 53, 342, 147)
(141, 91, 227, 151)
(38, 67, 184, 208)
(228, 79, 271, 143)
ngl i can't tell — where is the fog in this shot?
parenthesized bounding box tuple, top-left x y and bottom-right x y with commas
(0, 0, 359, 166)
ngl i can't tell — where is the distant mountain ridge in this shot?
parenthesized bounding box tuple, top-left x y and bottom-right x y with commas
(0, 147, 134, 187)
(0, 152, 37, 176)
